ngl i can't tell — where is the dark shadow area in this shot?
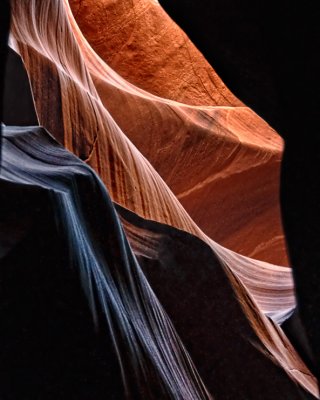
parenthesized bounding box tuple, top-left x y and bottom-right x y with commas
(282, 308, 316, 376)
(159, 0, 320, 380)
(118, 205, 316, 400)
(2, 47, 38, 126)
(0, 178, 124, 400)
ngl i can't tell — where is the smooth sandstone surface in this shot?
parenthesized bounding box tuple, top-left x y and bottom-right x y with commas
(9, 0, 294, 320)
(12, 0, 288, 268)
(68, 0, 288, 267)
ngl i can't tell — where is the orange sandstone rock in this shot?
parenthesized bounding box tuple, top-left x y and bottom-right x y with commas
(69, 0, 288, 266)
(69, 0, 241, 106)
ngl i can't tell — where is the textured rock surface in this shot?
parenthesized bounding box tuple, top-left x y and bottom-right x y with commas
(5, 0, 319, 397)
(69, 0, 240, 106)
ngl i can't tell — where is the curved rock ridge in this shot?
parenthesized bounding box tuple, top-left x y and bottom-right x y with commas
(8, 1, 318, 396)
(11, 0, 288, 267)
(68, 0, 288, 267)
(0, 125, 317, 399)
(0, 125, 210, 399)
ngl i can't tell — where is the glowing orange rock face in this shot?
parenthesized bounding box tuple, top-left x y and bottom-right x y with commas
(68, 0, 240, 107)
(69, 0, 288, 267)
